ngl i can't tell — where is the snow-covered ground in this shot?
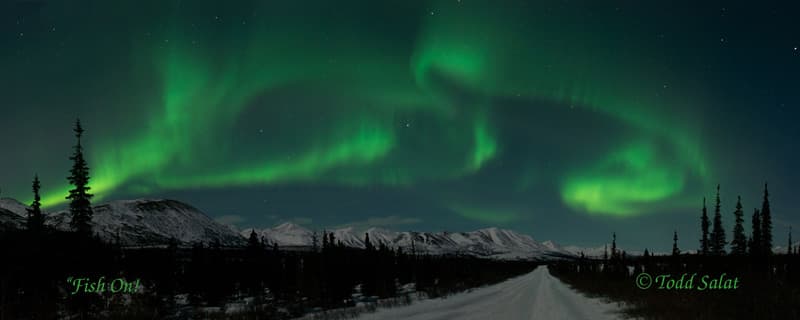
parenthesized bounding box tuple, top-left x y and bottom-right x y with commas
(355, 265, 624, 320)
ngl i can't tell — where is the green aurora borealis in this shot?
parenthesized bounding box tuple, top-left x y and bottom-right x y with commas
(2, 0, 798, 249)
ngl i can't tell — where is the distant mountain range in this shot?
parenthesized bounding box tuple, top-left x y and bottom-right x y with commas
(242, 223, 576, 260)
(0, 197, 685, 260)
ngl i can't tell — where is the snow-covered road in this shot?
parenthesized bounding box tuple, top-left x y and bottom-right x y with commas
(357, 265, 624, 320)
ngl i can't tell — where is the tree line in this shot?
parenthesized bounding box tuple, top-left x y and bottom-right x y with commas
(551, 184, 799, 320)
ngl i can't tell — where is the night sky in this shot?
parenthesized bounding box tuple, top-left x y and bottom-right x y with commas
(1, 0, 798, 251)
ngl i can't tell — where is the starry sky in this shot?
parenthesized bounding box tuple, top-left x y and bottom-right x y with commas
(1, 0, 798, 251)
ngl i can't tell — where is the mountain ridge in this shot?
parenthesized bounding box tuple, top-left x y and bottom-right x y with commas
(242, 222, 575, 260)
(0, 197, 623, 259)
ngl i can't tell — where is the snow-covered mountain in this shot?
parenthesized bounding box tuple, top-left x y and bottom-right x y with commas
(0, 198, 29, 216)
(43, 199, 246, 246)
(563, 245, 611, 258)
(241, 223, 575, 260)
(0, 198, 27, 231)
(242, 222, 313, 247)
(0, 208, 24, 231)
(0, 198, 244, 246)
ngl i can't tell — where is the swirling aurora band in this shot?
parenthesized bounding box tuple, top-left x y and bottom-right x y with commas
(5, 0, 723, 223)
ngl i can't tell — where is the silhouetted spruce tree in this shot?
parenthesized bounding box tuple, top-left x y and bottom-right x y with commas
(761, 183, 773, 255)
(750, 209, 762, 256)
(67, 119, 93, 235)
(643, 248, 650, 258)
(710, 185, 726, 255)
(672, 231, 680, 257)
(322, 229, 329, 249)
(25, 174, 45, 232)
(311, 230, 319, 252)
(731, 196, 748, 255)
(700, 197, 710, 255)
(365, 232, 373, 251)
(248, 229, 260, 249)
(611, 233, 617, 259)
(788, 227, 793, 255)
(603, 244, 608, 261)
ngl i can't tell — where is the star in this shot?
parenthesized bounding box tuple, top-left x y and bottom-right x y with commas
(258, 128, 264, 134)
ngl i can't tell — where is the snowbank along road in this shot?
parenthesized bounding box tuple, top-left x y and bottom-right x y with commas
(357, 265, 624, 320)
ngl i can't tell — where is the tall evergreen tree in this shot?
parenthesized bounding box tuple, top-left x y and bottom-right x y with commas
(611, 233, 617, 259)
(247, 229, 260, 249)
(710, 185, 726, 255)
(788, 227, 793, 255)
(364, 232, 373, 251)
(750, 209, 762, 256)
(311, 231, 319, 252)
(700, 197, 710, 255)
(672, 230, 680, 257)
(761, 183, 772, 255)
(26, 174, 45, 232)
(67, 119, 93, 235)
(603, 244, 608, 261)
(731, 196, 748, 255)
